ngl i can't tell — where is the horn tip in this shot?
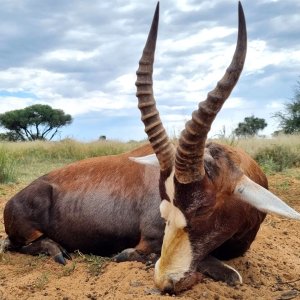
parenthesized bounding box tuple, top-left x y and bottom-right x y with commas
(238, 1, 245, 23)
(237, 0, 247, 43)
(155, 2, 160, 19)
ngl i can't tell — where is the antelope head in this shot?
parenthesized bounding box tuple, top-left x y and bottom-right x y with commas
(132, 1, 300, 294)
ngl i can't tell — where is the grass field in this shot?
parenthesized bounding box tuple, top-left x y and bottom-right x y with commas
(0, 139, 142, 184)
(0, 134, 299, 184)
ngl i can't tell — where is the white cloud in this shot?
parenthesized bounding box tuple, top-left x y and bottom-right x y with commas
(245, 40, 300, 74)
(160, 27, 236, 53)
(0, 68, 68, 93)
(49, 92, 136, 116)
(0, 67, 136, 117)
(266, 100, 285, 110)
(42, 49, 100, 62)
(223, 97, 245, 109)
(269, 14, 300, 31)
(175, 0, 233, 12)
(0, 97, 34, 113)
(105, 73, 136, 95)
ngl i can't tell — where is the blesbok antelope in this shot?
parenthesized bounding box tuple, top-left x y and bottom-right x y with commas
(0, 1, 299, 294)
(133, 1, 300, 294)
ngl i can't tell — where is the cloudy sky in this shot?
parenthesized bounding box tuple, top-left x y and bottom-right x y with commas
(0, 0, 299, 141)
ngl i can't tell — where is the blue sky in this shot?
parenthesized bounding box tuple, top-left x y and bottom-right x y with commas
(0, 0, 299, 141)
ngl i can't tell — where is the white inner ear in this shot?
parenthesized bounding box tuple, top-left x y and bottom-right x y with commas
(129, 154, 160, 167)
(234, 175, 300, 220)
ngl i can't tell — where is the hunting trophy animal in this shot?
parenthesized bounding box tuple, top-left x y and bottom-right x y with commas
(133, 1, 300, 294)
(0, 1, 299, 295)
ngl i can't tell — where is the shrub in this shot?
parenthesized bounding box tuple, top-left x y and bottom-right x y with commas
(254, 144, 300, 173)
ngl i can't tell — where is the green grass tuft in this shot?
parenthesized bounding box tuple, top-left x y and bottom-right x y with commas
(75, 250, 110, 276)
(254, 144, 300, 173)
(0, 146, 17, 183)
(32, 272, 49, 290)
(216, 134, 300, 174)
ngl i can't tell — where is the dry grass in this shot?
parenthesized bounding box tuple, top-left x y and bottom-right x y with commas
(2, 139, 142, 161)
(0, 139, 143, 183)
(215, 134, 300, 174)
(225, 134, 300, 157)
(0, 135, 299, 183)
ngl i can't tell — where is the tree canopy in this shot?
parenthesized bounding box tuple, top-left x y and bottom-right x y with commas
(0, 104, 72, 141)
(234, 115, 267, 137)
(273, 81, 300, 134)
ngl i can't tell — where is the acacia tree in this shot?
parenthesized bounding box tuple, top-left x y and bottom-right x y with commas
(0, 104, 72, 141)
(273, 81, 300, 134)
(0, 131, 22, 141)
(234, 115, 267, 137)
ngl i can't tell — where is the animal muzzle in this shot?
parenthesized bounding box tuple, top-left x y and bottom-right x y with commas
(154, 266, 203, 294)
(162, 272, 202, 294)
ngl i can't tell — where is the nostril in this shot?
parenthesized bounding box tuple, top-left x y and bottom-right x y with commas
(162, 280, 175, 295)
(162, 286, 174, 295)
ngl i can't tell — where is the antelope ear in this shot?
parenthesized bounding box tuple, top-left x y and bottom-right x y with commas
(234, 175, 300, 220)
(129, 154, 160, 167)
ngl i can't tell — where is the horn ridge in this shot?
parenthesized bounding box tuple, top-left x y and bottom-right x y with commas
(175, 2, 247, 184)
(136, 2, 175, 171)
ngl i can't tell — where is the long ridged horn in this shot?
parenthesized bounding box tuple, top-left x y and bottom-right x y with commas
(135, 2, 175, 171)
(235, 175, 300, 220)
(175, 1, 247, 183)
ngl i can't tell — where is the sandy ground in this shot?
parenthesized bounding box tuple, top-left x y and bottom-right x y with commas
(0, 171, 299, 300)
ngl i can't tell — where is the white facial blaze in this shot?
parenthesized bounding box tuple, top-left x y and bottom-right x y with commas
(165, 169, 175, 203)
(159, 199, 171, 220)
(155, 169, 193, 288)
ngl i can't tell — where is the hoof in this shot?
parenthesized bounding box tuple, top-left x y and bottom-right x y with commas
(114, 248, 144, 262)
(54, 253, 67, 265)
(60, 246, 72, 261)
(53, 245, 72, 265)
(114, 248, 158, 264)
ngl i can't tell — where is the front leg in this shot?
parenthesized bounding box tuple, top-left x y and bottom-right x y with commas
(19, 236, 72, 265)
(114, 235, 161, 264)
(197, 255, 242, 286)
(114, 213, 164, 264)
